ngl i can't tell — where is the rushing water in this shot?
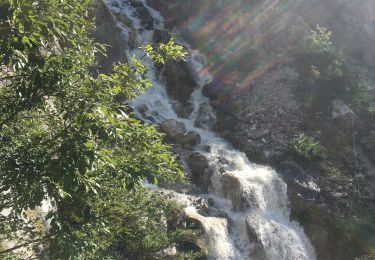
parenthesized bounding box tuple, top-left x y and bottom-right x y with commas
(104, 1, 316, 259)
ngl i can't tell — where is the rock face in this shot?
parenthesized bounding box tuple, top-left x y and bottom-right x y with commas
(93, 0, 127, 73)
(188, 153, 212, 191)
(145, 1, 375, 259)
(93, 0, 375, 258)
(148, 0, 375, 70)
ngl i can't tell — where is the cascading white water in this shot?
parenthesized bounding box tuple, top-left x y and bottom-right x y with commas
(104, 1, 316, 259)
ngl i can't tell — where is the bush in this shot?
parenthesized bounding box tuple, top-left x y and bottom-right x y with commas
(291, 134, 327, 160)
(308, 25, 333, 55)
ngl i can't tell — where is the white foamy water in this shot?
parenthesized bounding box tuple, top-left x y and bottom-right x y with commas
(104, 1, 316, 259)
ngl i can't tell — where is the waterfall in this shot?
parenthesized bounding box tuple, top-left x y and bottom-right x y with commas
(104, 0, 316, 259)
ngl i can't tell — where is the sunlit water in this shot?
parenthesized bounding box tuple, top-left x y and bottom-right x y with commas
(104, 1, 316, 259)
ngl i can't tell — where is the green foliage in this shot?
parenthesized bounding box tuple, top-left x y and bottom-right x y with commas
(305, 26, 344, 82)
(308, 25, 333, 55)
(48, 188, 193, 259)
(0, 0, 192, 258)
(291, 134, 327, 161)
(348, 79, 375, 124)
(298, 24, 375, 125)
(143, 38, 189, 65)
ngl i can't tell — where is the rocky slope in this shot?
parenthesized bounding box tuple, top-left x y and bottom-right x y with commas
(145, 0, 375, 259)
(93, 0, 128, 72)
(95, 0, 375, 259)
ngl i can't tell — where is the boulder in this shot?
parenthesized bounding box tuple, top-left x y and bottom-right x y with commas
(194, 103, 216, 129)
(178, 103, 194, 118)
(164, 61, 196, 103)
(245, 219, 266, 259)
(188, 153, 212, 191)
(160, 119, 201, 146)
(175, 131, 201, 147)
(160, 119, 186, 138)
(220, 173, 252, 211)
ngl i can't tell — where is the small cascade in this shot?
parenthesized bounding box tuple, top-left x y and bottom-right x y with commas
(104, 1, 316, 259)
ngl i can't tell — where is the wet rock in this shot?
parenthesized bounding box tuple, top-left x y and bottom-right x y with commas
(153, 29, 171, 43)
(202, 145, 212, 153)
(136, 104, 149, 114)
(130, 1, 154, 29)
(188, 153, 212, 192)
(175, 213, 208, 257)
(129, 0, 144, 8)
(220, 173, 248, 211)
(241, 140, 266, 164)
(175, 131, 201, 147)
(94, 0, 127, 73)
(160, 119, 186, 138)
(178, 103, 194, 118)
(136, 104, 157, 122)
(245, 220, 266, 259)
(194, 103, 216, 129)
(202, 80, 227, 100)
(160, 120, 201, 146)
(164, 61, 196, 103)
(191, 197, 209, 216)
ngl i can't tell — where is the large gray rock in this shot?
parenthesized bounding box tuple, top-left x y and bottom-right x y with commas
(220, 173, 244, 211)
(188, 153, 212, 191)
(220, 173, 258, 211)
(175, 131, 201, 147)
(160, 119, 201, 146)
(164, 61, 196, 103)
(160, 119, 187, 138)
(194, 103, 216, 129)
(178, 103, 194, 118)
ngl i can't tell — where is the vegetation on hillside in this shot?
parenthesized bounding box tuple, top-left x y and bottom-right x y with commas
(291, 134, 327, 161)
(298, 25, 375, 123)
(292, 24, 375, 259)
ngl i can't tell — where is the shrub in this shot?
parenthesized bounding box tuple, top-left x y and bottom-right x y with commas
(308, 25, 333, 55)
(291, 134, 327, 160)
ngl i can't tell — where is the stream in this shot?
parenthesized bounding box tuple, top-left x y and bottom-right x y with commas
(104, 1, 316, 259)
